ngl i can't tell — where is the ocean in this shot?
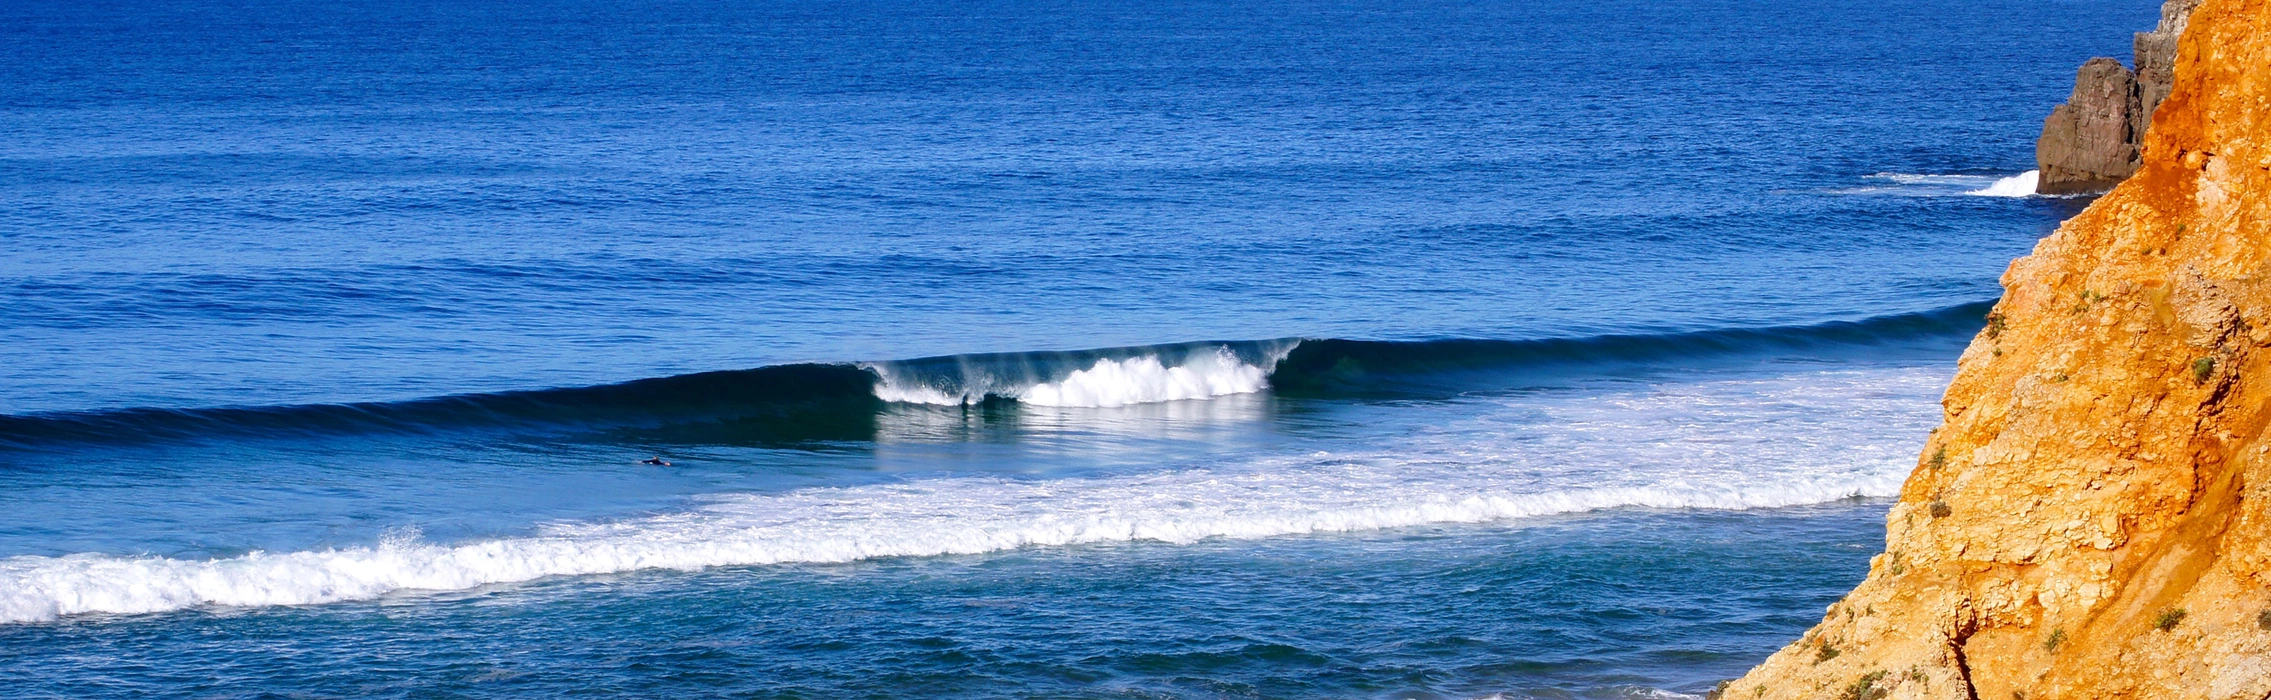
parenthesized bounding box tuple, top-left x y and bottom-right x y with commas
(0, 0, 2155, 696)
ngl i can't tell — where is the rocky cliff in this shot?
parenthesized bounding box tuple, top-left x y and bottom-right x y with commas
(1727, 0, 2271, 697)
(2035, 0, 2201, 195)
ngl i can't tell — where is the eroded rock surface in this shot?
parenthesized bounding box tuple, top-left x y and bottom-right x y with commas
(2037, 57, 2143, 194)
(1728, 0, 2271, 697)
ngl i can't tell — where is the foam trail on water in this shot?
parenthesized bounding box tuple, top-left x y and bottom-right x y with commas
(0, 366, 1947, 624)
(1967, 170, 2039, 197)
(1839, 172, 2042, 198)
(1867, 173, 1984, 187)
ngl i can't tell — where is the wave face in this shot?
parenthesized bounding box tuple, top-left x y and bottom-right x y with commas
(1268, 301, 1989, 393)
(0, 364, 883, 450)
(0, 364, 1945, 623)
(0, 307, 1987, 450)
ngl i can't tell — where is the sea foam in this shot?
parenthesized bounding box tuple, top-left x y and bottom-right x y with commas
(869, 346, 1272, 407)
(0, 467, 1898, 624)
(1966, 170, 2039, 197)
(1841, 171, 2039, 197)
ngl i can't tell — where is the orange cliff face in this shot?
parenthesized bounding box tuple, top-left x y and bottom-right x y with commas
(1724, 0, 2271, 698)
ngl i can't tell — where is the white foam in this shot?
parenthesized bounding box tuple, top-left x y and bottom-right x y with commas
(1966, 170, 2039, 197)
(1840, 171, 2040, 197)
(0, 366, 1948, 624)
(868, 347, 1272, 407)
(1018, 349, 1266, 407)
(0, 472, 1896, 624)
(1866, 172, 1985, 187)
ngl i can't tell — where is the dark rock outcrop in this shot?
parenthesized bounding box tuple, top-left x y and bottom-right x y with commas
(2033, 0, 2202, 195)
(2036, 57, 2142, 194)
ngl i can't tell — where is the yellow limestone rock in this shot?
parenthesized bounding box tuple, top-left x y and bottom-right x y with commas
(1724, 0, 2271, 698)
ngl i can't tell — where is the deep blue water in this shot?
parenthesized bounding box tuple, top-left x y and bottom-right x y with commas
(0, 0, 2153, 696)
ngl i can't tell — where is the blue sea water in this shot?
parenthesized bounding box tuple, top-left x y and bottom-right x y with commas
(0, 0, 2154, 696)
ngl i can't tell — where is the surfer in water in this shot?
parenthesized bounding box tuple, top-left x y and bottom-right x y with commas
(639, 456, 672, 466)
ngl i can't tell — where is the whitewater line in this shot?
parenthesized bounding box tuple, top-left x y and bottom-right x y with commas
(0, 464, 1900, 624)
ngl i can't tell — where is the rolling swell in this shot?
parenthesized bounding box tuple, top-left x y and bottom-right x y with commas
(1269, 300, 1995, 393)
(0, 302, 1992, 450)
(0, 364, 881, 451)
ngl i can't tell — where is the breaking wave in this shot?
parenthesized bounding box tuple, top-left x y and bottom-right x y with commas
(0, 302, 1989, 449)
(1839, 171, 2042, 197)
(1966, 170, 2039, 197)
(870, 346, 1279, 407)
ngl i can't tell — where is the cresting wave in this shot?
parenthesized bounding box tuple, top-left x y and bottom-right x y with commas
(868, 345, 1283, 407)
(0, 303, 1988, 449)
(0, 365, 1948, 623)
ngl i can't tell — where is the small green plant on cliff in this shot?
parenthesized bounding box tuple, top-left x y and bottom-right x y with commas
(1928, 447, 1947, 471)
(2155, 607, 2188, 631)
(2194, 356, 2217, 383)
(1815, 641, 1841, 664)
(2259, 608, 2271, 631)
(2043, 627, 2066, 653)
(1929, 501, 1952, 518)
(1984, 312, 2007, 339)
(1839, 670, 1889, 700)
